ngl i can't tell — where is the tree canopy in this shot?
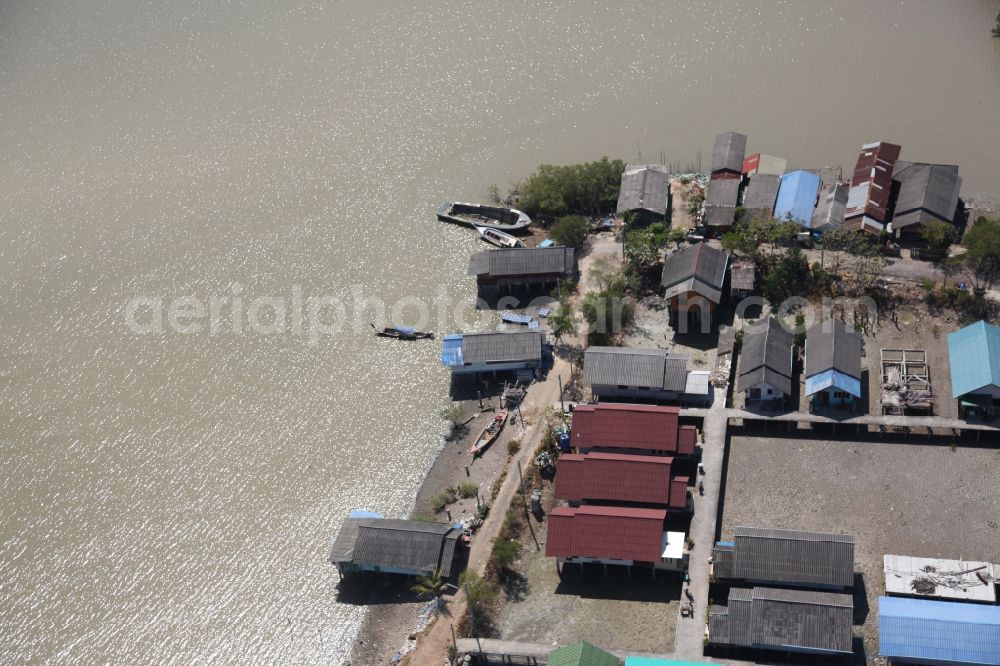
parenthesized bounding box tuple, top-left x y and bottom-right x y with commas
(516, 158, 625, 218)
(962, 217, 1000, 292)
(549, 215, 589, 249)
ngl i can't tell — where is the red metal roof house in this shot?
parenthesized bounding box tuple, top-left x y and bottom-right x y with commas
(570, 403, 697, 456)
(546, 506, 667, 563)
(553, 452, 689, 509)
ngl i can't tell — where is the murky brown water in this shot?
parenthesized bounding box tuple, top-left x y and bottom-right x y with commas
(1, 1, 998, 663)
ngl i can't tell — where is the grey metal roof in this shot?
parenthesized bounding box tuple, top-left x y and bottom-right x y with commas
(891, 161, 962, 229)
(328, 517, 460, 577)
(713, 543, 735, 579)
(738, 318, 794, 395)
(661, 243, 730, 304)
(711, 587, 854, 654)
(616, 164, 670, 215)
(742, 174, 781, 215)
(703, 205, 737, 228)
(706, 177, 741, 206)
(583, 347, 689, 392)
(664, 356, 690, 392)
(812, 182, 848, 232)
(711, 131, 747, 174)
(469, 247, 577, 278)
(354, 520, 460, 577)
(462, 331, 543, 364)
(805, 319, 862, 379)
(728, 526, 856, 588)
(730, 262, 755, 292)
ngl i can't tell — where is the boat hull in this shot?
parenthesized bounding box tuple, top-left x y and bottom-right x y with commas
(437, 201, 532, 232)
(469, 410, 508, 455)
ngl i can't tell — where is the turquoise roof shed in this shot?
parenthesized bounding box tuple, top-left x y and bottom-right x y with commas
(947, 320, 1000, 399)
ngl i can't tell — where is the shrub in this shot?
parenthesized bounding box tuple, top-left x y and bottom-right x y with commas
(516, 158, 625, 218)
(550, 215, 589, 249)
(507, 439, 521, 456)
(457, 481, 478, 499)
(490, 538, 521, 570)
(501, 509, 524, 540)
(432, 487, 458, 513)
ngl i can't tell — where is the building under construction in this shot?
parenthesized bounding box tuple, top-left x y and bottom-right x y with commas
(880, 348, 933, 415)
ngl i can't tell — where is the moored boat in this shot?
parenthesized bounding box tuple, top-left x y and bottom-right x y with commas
(477, 226, 525, 248)
(371, 323, 434, 340)
(469, 410, 508, 455)
(436, 201, 532, 232)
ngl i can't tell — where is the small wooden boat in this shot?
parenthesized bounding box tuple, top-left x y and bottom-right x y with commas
(371, 323, 434, 340)
(436, 201, 532, 232)
(477, 226, 525, 248)
(469, 410, 508, 455)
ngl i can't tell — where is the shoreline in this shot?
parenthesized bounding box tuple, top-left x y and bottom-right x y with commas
(348, 398, 529, 665)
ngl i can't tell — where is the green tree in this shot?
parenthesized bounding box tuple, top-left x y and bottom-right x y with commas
(412, 568, 448, 599)
(548, 302, 577, 343)
(490, 537, 521, 571)
(921, 220, 957, 250)
(549, 215, 589, 249)
(666, 227, 686, 251)
(624, 226, 663, 269)
(686, 191, 704, 218)
(993, 9, 1000, 37)
(459, 570, 498, 636)
(761, 247, 811, 302)
(516, 158, 625, 217)
(962, 217, 1000, 292)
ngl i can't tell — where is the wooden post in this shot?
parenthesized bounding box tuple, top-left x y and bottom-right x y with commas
(559, 374, 565, 413)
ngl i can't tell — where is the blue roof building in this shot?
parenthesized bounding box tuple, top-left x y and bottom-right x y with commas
(879, 596, 1000, 665)
(774, 170, 822, 227)
(947, 321, 1000, 417)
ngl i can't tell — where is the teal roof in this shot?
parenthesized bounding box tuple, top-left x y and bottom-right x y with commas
(625, 657, 715, 666)
(947, 321, 1000, 398)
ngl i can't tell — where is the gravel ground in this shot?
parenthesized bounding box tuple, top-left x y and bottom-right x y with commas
(720, 435, 1000, 663)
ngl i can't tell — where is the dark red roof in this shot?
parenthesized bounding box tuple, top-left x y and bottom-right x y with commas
(554, 452, 680, 506)
(670, 476, 690, 509)
(845, 141, 901, 224)
(571, 403, 684, 454)
(679, 425, 697, 455)
(545, 506, 667, 562)
(553, 453, 585, 501)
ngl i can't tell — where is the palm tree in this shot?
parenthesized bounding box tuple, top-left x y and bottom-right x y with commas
(411, 569, 449, 607)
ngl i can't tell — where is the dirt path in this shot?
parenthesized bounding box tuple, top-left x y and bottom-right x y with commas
(404, 232, 624, 664)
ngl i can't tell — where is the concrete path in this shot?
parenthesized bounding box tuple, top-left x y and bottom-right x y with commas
(680, 406, 1000, 434)
(672, 386, 728, 660)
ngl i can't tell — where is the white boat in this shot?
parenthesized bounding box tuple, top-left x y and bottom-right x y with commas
(436, 201, 533, 232)
(477, 226, 525, 248)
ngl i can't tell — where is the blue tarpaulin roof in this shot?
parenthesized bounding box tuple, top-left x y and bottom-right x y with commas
(948, 320, 1000, 398)
(441, 334, 464, 367)
(349, 509, 384, 519)
(538, 239, 555, 248)
(879, 596, 1000, 665)
(774, 170, 821, 227)
(804, 369, 861, 398)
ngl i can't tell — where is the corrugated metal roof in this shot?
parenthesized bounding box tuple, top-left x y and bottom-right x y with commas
(723, 526, 856, 588)
(470, 247, 577, 278)
(548, 641, 620, 666)
(742, 153, 787, 177)
(883, 555, 997, 603)
(583, 347, 690, 392)
(845, 141, 901, 227)
(706, 177, 741, 206)
(730, 261, 755, 292)
(804, 369, 862, 398)
(554, 452, 675, 506)
(804, 319, 862, 380)
(678, 426, 697, 456)
(737, 318, 793, 395)
(661, 243, 730, 302)
(774, 170, 821, 226)
(617, 164, 670, 215)
(711, 131, 747, 174)
(545, 506, 667, 562)
(441, 334, 464, 366)
(461, 330, 543, 365)
(947, 320, 1000, 398)
(669, 476, 689, 509)
(891, 161, 962, 229)
(812, 182, 848, 232)
(879, 596, 1000, 665)
(684, 371, 710, 396)
(330, 517, 460, 577)
(711, 587, 854, 654)
(569, 403, 683, 453)
(742, 174, 781, 216)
